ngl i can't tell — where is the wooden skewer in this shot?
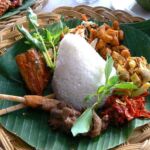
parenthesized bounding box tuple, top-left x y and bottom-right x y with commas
(45, 94, 55, 99)
(0, 93, 55, 116)
(0, 93, 55, 103)
(0, 94, 25, 103)
(0, 104, 26, 116)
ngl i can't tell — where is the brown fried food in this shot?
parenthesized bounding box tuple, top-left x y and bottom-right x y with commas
(16, 49, 50, 95)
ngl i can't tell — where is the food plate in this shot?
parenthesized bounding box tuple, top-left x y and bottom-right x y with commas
(0, 13, 150, 150)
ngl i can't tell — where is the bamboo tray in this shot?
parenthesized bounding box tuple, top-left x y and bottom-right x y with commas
(0, 0, 48, 31)
(0, 5, 150, 150)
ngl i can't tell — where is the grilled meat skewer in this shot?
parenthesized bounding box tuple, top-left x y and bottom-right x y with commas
(0, 94, 104, 137)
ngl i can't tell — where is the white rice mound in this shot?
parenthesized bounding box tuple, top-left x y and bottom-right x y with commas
(52, 34, 116, 110)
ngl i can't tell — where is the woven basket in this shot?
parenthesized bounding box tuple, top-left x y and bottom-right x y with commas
(0, 5, 150, 150)
(0, 0, 48, 31)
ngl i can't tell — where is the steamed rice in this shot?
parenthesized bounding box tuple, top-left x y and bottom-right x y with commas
(52, 34, 116, 110)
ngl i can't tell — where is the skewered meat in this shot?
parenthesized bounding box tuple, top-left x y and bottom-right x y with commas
(0, 94, 104, 137)
(16, 49, 50, 95)
(25, 95, 104, 137)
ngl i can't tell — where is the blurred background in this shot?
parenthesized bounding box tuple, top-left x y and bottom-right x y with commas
(42, 0, 150, 19)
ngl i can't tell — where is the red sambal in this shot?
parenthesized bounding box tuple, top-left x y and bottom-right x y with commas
(100, 93, 150, 126)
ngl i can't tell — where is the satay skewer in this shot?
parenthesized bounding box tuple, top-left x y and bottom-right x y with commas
(0, 104, 26, 116)
(0, 94, 55, 116)
(0, 94, 103, 137)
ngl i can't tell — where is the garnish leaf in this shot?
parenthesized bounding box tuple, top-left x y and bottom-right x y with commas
(108, 75, 119, 86)
(27, 8, 39, 29)
(97, 85, 105, 93)
(105, 55, 114, 84)
(16, 25, 43, 50)
(114, 82, 138, 90)
(17, 9, 55, 69)
(45, 29, 53, 42)
(71, 108, 93, 136)
(84, 94, 95, 101)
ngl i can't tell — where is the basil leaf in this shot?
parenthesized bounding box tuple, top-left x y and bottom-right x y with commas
(71, 108, 93, 136)
(27, 8, 39, 29)
(108, 75, 119, 86)
(105, 55, 114, 84)
(114, 82, 138, 90)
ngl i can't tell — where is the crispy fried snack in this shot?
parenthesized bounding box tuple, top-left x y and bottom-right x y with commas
(16, 49, 50, 95)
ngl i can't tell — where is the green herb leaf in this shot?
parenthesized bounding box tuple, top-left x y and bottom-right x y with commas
(114, 91, 125, 96)
(45, 29, 53, 42)
(27, 8, 39, 29)
(17, 25, 54, 69)
(71, 108, 93, 136)
(108, 75, 119, 86)
(105, 55, 114, 84)
(84, 94, 95, 101)
(114, 82, 138, 90)
(97, 85, 105, 93)
(16, 25, 43, 50)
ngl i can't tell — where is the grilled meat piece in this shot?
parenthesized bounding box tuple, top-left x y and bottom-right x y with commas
(16, 49, 50, 95)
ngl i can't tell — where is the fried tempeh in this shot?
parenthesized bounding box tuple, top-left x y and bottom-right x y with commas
(16, 49, 50, 95)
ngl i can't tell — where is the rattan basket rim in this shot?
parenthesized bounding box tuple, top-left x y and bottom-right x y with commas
(0, 0, 48, 30)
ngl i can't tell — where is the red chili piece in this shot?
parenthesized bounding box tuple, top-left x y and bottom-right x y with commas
(100, 93, 150, 126)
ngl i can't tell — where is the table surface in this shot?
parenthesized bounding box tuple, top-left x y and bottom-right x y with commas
(42, 0, 150, 19)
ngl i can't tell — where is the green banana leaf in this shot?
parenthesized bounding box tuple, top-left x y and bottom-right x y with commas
(0, 0, 36, 20)
(0, 19, 150, 150)
(126, 20, 150, 36)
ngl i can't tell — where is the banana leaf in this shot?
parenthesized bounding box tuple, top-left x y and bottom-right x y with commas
(0, 0, 36, 20)
(126, 20, 150, 36)
(0, 19, 150, 150)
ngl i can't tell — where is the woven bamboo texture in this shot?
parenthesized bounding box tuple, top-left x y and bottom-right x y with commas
(0, 5, 150, 150)
(0, 0, 48, 30)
